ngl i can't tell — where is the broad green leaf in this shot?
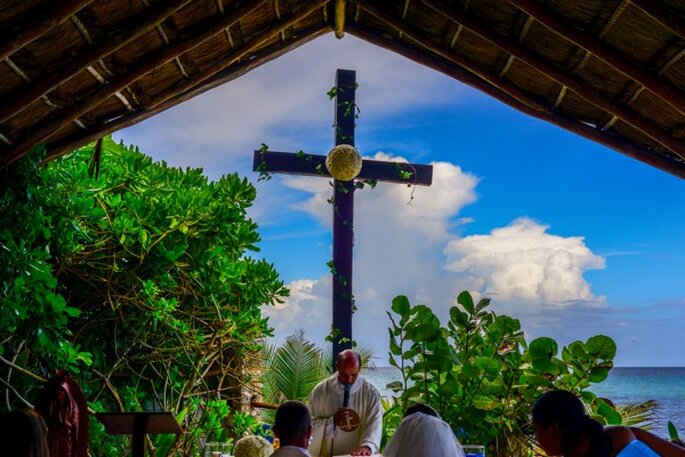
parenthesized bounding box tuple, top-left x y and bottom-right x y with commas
(391, 295, 411, 318)
(457, 291, 475, 314)
(585, 335, 617, 360)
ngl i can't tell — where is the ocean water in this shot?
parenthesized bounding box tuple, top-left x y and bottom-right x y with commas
(364, 366, 685, 438)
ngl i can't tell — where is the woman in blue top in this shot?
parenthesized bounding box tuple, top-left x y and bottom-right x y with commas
(532, 390, 685, 457)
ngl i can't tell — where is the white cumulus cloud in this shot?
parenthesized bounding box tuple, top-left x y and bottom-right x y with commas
(444, 217, 606, 308)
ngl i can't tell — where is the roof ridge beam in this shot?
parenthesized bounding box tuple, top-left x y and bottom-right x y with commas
(0, 0, 193, 125)
(348, 24, 685, 180)
(0, 0, 94, 61)
(507, 0, 685, 118)
(1, 1, 326, 168)
(419, 0, 685, 160)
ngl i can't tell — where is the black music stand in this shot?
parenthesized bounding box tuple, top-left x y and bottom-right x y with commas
(96, 411, 182, 457)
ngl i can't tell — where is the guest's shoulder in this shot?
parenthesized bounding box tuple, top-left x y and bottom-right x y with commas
(606, 426, 637, 453)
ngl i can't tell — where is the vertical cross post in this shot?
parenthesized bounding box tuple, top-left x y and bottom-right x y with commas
(332, 69, 356, 367)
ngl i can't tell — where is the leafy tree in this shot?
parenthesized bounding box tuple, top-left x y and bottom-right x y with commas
(1, 138, 287, 455)
(386, 291, 619, 457)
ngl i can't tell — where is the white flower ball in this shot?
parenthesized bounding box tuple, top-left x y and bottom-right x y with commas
(233, 435, 273, 457)
(325, 144, 362, 181)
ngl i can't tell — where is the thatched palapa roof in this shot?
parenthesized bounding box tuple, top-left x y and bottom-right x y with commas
(1, 0, 684, 178)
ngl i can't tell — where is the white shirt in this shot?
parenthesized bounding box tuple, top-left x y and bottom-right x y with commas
(307, 373, 382, 456)
(383, 412, 466, 457)
(272, 445, 311, 457)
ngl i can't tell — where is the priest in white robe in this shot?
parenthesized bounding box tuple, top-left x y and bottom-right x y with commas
(308, 350, 382, 456)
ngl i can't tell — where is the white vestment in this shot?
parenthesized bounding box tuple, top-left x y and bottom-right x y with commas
(307, 374, 382, 457)
(383, 412, 466, 457)
(272, 445, 311, 457)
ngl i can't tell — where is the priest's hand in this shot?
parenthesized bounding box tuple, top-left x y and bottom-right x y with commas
(351, 445, 372, 456)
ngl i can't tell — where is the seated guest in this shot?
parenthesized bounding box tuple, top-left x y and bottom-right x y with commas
(533, 390, 685, 457)
(272, 400, 313, 457)
(0, 408, 50, 457)
(383, 403, 465, 457)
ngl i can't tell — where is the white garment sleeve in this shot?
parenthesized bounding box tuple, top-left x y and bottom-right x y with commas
(358, 387, 382, 454)
(307, 382, 334, 456)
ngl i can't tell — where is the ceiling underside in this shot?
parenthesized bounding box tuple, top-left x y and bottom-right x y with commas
(1, 0, 684, 178)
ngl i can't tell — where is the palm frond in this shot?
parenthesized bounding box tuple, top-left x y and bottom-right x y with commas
(615, 400, 658, 430)
(261, 331, 325, 403)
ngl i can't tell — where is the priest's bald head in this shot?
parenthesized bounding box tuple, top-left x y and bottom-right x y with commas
(336, 350, 362, 385)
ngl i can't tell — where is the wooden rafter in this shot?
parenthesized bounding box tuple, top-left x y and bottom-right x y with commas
(507, 0, 685, 117)
(42, 24, 329, 163)
(146, 1, 328, 113)
(419, 0, 685, 159)
(630, 0, 685, 40)
(0, 0, 193, 125)
(0, 0, 94, 61)
(348, 24, 685, 179)
(0, 0, 270, 167)
(354, 2, 549, 113)
(2, 1, 328, 167)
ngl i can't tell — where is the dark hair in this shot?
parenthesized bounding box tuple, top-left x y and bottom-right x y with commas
(532, 390, 613, 457)
(0, 409, 50, 457)
(404, 403, 440, 418)
(336, 350, 362, 367)
(273, 400, 311, 445)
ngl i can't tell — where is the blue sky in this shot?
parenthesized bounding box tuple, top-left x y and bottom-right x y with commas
(116, 34, 685, 366)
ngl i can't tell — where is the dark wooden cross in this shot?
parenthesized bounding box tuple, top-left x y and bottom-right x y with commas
(253, 69, 433, 366)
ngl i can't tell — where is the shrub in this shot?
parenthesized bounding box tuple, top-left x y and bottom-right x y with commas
(386, 291, 618, 457)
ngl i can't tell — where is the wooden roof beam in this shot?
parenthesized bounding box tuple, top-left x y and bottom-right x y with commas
(146, 1, 328, 112)
(354, 2, 549, 114)
(0, 0, 94, 61)
(348, 24, 685, 180)
(507, 0, 685, 117)
(42, 24, 329, 164)
(0, 0, 193, 125)
(630, 0, 685, 41)
(419, 0, 685, 159)
(2, 1, 326, 167)
(334, 0, 346, 38)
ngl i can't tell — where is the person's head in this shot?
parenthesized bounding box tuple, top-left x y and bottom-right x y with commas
(273, 400, 312, 448)
(335, 350, 362, 385)
(0, 408, 49, 457)
(532, 390, 612, 457)
(404, 403, 440, 418)
(233, 435, 272, 457)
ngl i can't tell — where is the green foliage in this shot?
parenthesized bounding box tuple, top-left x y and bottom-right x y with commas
(0, 146, 89, 374)
(1, 137, 288, 455)
(386, 291, 620, 457)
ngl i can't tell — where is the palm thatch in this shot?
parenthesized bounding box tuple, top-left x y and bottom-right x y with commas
(1, 0, 684, 178)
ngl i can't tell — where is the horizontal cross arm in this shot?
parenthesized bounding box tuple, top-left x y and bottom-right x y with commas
(253, 150, 330, 177)
(358, 158, 433, 186)
(253, 150, 433, 186)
